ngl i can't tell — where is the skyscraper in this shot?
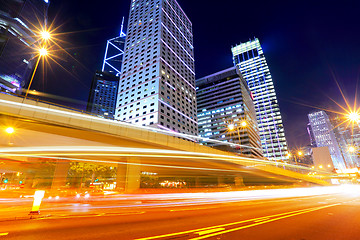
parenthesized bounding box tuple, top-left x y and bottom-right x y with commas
(331, 115, 359, 167)
(231, 38, 288, 160)
(115, 0, 197, 135)
(0, 0, 49, 93)
(308, 110, 347, 170)
(102, 17, 126, 77)
(87, 71, 119, 119)
(196, 67, 262, 157)
(87, 20, 126, 119)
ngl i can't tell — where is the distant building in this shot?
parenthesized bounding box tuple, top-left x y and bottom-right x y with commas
(115, 0, 197, 135)
(231, 38, 288, 160)
(307, 123, 317, 147)
(87, 71, 119, 119)
(331, 115, 359, 167)
(0, 0, 50, 93)
(196, 67, 262, 157)
(312, 146, 334, 172)
(87, 19, 126, 119)
(308, 110, 347, 170)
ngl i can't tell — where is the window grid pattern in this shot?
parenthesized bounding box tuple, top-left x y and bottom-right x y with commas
(196, 67, 262, 157)
(116, 0, 197, 134)
(231, 38, 288, 160)
(308, 110, 347, 170)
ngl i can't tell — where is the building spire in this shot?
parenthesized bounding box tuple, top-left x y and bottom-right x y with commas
(120, 17, 126, 38)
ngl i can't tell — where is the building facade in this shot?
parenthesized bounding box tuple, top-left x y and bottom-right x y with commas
(87, 20, 126, 119)
(331, 115, 359, 167)
(231, 38, 288, 160)
(196, 67, 262, 157)
(115, 0, 197, 135)
(0, 0, 49, 93)
(308, 110, 347, 170)
(87, 71, 119, 119)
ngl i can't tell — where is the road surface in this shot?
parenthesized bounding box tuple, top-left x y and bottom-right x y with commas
(0, 186, 359, 239)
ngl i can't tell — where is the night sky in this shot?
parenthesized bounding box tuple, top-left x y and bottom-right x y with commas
(33, 0, 360, 149)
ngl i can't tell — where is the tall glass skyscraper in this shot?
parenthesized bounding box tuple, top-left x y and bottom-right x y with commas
(115, 0, 197, 135)
(308, 110, 347, 170)
(231, 38, 288, 160)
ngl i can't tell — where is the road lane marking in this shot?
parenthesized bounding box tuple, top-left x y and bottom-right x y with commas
(136, 203, 341, 240)
(34, 211, 145, 220)
(170, 206, 218, 212)
(195, 228, 225, 236)
(253, 217, 270, 222)
(0, 233, 8, 236)
(189, 203, 341, 240)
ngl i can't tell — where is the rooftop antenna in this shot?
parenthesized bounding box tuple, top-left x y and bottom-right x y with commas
(120, 17, 126, 38)
(102, 16, 126, 73)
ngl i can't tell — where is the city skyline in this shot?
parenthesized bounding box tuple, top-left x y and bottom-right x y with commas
(27, 0, 360, 149)
(1, 1, 360, 237)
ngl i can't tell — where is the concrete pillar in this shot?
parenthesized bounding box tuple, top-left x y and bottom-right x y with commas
(195, 177, 200, 188)
(51, 160, 70, 192)
(116, 157, 141, 193)
(125, 157, 141, 193)
(217, 177, 224, 187)
(116, 163, 127, 192)
(235, 176, 245, 188)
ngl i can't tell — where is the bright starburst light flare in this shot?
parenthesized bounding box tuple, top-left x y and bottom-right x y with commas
(5, 127, 14, 134)
(40, 30, 51, 40)
(39, 47, 48, 56)
(348, 146, 356, 153)
(288, 74, 360, 144)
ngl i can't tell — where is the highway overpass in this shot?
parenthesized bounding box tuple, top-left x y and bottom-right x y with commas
(0, 93, 331, 193)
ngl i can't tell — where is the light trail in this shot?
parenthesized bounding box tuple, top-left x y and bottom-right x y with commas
(0, 146, 315, 172)
(0, 154, 243, 174)
(136, 203, 342, 240)
(0, 98, 263, 152)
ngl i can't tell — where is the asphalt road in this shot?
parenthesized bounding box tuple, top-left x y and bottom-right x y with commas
(1, 188, 360, 239)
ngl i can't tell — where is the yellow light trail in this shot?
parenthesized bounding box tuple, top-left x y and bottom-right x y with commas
(0, 98, 262, 152)
(0, 146, 315, 172)
(136, 203, 341, 240)
(0, 154, 245, 173)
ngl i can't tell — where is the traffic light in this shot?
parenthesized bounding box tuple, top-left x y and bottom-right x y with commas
(3, 179, 8, 184)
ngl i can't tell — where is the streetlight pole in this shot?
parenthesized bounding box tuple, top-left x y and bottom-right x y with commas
(24, 30, 50, 99)
(227, 120, 247, 154)
(25, 54, 42, 99)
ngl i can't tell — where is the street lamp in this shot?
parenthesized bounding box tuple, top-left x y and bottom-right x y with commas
(227, 124, 235, 131)
(348, 112, 360, 123)
(240, 121, 247, 128)
(227, 120, 247, 154)
(348, 146, 356, 153)
(5, 127, 14, 134)
(24, 30, 51, 99)
(24, 47, 48, 99)
(40, 31, 51, 41)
